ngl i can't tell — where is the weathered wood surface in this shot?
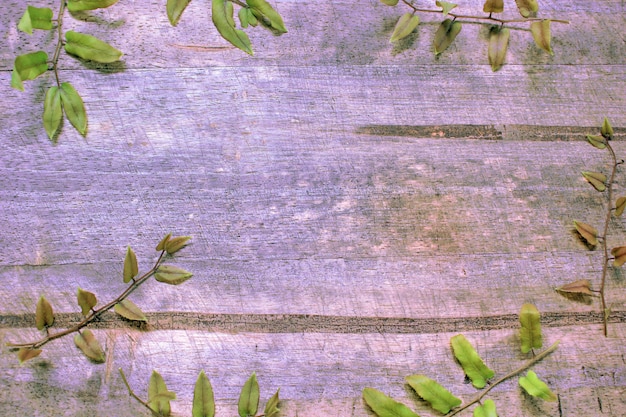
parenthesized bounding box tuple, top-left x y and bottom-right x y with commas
(1, 0, 625, 416)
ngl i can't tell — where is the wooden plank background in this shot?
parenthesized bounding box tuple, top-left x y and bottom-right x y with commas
(1, 0, 625, 415)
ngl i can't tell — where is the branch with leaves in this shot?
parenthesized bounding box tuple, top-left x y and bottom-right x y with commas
(119, 369, 280, 417)
(363, 303, 559, 416)
(558, 118, 621, 336)
(6, 233, 192, 364)
(381, 0, 569, 71)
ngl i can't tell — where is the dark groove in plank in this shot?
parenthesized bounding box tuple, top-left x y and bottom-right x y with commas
(2, 311, 624, 335)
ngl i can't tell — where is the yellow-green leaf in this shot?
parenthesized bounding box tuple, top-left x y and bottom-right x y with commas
(601, 117, 614, 139)
(156, 232, 172, 251)
(74, 329, 105, 363)
(114, 299, 147, 322)
(123, 246, 139, 283)
(380, 0, 399, 5)
(247, 0, 287, 34)
(514, 0, 538, 17)
(531, 20, 553, 55)
(433, 19, 462, 55)
(77, 287, 97, 316)
(18, 348, 43, 364)
(238, 372, 260, 417)
(436, 1, 457, 16)
(615, 196, 626, 217)
(362, 387, 420, 417)
(586, 134, 606, 149)
(611, 246, 626, 267)
(67, 0, 120, 12)
(473, 399, 497, 417)
(239, 7, 250, 28)
(18, 6, 53, 35)
(518, 370, 557, 402)
(193, 371, 215, 417)
(65, 30, 123, 63)
(519, 303, 542, 354)
(212, 0, 253, 55)
(581, 171, 606, 192)
(148, 370, 176, 416)
(35, 295, 54, 331)
(573, 220, 598, 246)
(59, 82, 87, 136)
(488, 26, 509, 71)
(450, 334, 494, 389)
(154, 265, 193, 285)
(390, 13, 419, 42)
(167, 0, 191, 26)
(43, 86, 63, 140)
(11, 51, 48, 91)
(555, 279, 594, 297)
(483, 0, 504, 13)
(164, 235, 191, 255)
(405, 374, 461, 414)
(264, 389, 280, 417)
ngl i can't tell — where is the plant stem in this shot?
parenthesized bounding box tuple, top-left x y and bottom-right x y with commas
(51, 0, 66, 86)
(6, 251, 166, 350)
(600, 141, 618, 336)
(448, 340, 560, 416)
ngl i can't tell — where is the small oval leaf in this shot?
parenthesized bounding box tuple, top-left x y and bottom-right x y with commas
(114, 299, 147, 322)
(433, 19, 462, 55)
(390, 13, 420, 42)
(380, 0, 399, 5)
(615, 196, 626, 217)
(77, 287, 98, 316)
(167, 0, 191, 26)
(530, 20, 553, 55)
(473, 398, 498, 417)
(247, 0, 287, 34)
(611, 246, 626, 267)
(238, 372, 260, 417)
(212, 0, 253, 55)
(362, 387, 420, 417)
(193, 371, 215, 417)
(436, 1, 457, 16)
(123, 246, 139, 283)
(74, 329, 105, 363)
(518, 370, 557, 402)
(67, 0, 120, 11)
(483, 0, 504, 13)
(35, 295, 54, 330)
(556, 279, 594, 296)
(264, 389, 280, 417)
(11, 51, 49, 91)
(519, 303, 542, 354)
(405, 374, 461, 414)
(488, 26, 509, 72)
(148, 370, 176, 416)
(586, 134, 606, 149)
(514, 0, 538, 17)
(65, 30, 123, 63)
(59, 82, 87, 135)
(156, 232, 172, 251)
(164, 235, 191, 255)
(450, 334, 494, 389)
(573, 220, 598, 246)
(43, 86, 63, 140)
(155, 265, 193, 285)
(601, 117, 614, 140)
(18, 6, 53, 34)
(18, 348, 43, 363)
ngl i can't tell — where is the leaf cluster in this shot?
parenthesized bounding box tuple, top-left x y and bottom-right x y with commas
(381, 0, 566, 71)
(363, 304, 558, 416)
(7, 233, 192, 364)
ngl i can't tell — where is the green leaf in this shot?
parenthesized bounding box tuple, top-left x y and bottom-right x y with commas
(436, 1, 457, 16)
(239, 7, 250, 28)
(43, 86, 63, 140)
(433, 19, 462, 55)
(35, 295, 54, 330)
(74, 329, 105, 363)
(155, 265, 193, 285)
(59, 82, 88, 135)
(581, 171, 606, 192)
(193, 371, 215, 417)
(514, 0, 538, 17)
(264, 389, 280, 417)
(164, 235, 191, 254)
(77, 287, 97, 316)
(17, 347, 43, 364)
(156, 232, 172, 251)
(519, 303, 542, 353)
(238, 372, 260, 417)
(530, 20, 553, 55)
(390, 13, 420, 42)
(473, 399, 498, 417)
(380, 0, 399, 5)
(405, 374, 461, 414)
(123, 246, 139, 283)
(586, 134, 606, 149)
(18, 6, 53, 34)
(247, 0, 287, 33)
(148, 370, 176, 416)
(65, 30, 123, 63)
(167, 0, 192, 26)
(573, 220, 598, 246)
(488, 26, 509, 72)
(601, 117, 614, 139)
(483, 0, 504, 13)
(362, 387, 420, 417)
(114, 299, 147, 322)
(615, 196, 626, 217)
(212, 0, 253, 55)
(67, 0, 120, 12)
(518, 370, 557, 402)
(450, 334, 494, 389)
(611, 246, 626, 267)
(11, 51, 48, 91)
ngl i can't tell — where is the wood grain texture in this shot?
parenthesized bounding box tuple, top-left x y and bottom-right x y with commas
(1, 0, 625, 416)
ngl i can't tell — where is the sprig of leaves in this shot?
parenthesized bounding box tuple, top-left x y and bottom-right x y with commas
(6, 233, 192, 363)
(119, 369, 280, 417)
(558, 118, 622, 336)
(363, 304, 559, 417)
(380, 0, 569, 71)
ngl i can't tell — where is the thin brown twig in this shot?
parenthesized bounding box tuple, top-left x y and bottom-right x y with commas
(51, 0, 66, 86)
